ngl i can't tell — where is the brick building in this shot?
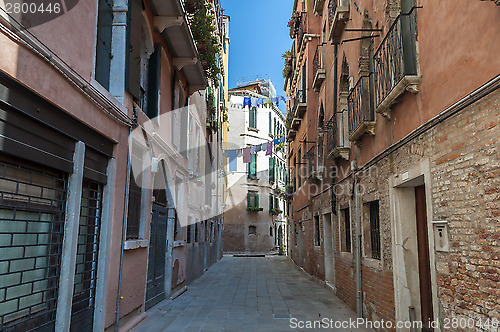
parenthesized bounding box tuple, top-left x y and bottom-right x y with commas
(285, 0, 500, 330)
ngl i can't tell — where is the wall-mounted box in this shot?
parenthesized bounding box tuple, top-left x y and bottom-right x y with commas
(432, 220, 450, 252)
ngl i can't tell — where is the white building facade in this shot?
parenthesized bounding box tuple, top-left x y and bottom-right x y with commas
(223, 82, 287, 253)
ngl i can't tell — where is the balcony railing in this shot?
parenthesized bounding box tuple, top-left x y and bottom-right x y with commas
(348, 75, 375, 141)
(328, 0, 349, 43)
(293, 89, 307, 118)
(325, 117, 338, 154)
(373, 11, 419, 114)
(312, 45, 326, 91)
(305, 146, 315, 177)
(297, 12, 307, 46)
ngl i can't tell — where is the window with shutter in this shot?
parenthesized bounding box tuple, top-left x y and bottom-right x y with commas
(269, 194, 273, 212)
(146, 43, 161, 119)
(249, 107, 257, 129)
(95, 0, 113, 90)
(248, 154, 257, 179)
(269, 157, 275, 182)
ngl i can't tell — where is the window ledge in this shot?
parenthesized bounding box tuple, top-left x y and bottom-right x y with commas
(124, 239, 148, 250)
(363, 257, 383, 271)
(248, 127, 259, 133)
(173, 240, 185, 248)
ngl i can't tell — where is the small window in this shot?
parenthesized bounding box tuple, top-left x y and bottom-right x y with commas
(314, 215, 320, 246)
(249, 107, 257, 128)
(195, 222, 199, 243)
(270, 226, 273, 237)
(247, 192, 259, 210)
(369, 201, 381, 259)
(249, 225, 257, 235)
(341, 208, 351, 252)
(187, 224, 192, 244)
(248, 154, 257, 179)
(126, 143, 144, 240)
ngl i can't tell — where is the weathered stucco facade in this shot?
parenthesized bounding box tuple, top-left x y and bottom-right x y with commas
(0, 0, 228, 330)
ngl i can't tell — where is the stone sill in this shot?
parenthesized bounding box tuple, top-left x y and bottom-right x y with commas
(375, 75, 421, 116)
(124, 239, 148, 250)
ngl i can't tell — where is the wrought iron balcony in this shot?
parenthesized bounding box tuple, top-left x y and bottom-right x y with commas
(325, 117, 338, 154)
(312, 45, 326, 92)
(293, 89, 307, 118)
(328, 0, 349, 43)
(297, 12, 307, 46)
(305, 146, 316, 177)
(373, 11, 420, 115)
(324, 116, 350, 159)
(348, 75, 375, 141)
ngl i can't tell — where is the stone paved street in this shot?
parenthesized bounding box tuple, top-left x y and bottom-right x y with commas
(131, 255, 374, 332)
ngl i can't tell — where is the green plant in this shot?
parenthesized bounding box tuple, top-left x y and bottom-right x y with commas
(270, 208, 282, 215)
(247, 207, 263, 212)
(187, 0, 221, 85)
(282, 49, 293, 78)
(287, 12, 300, 38)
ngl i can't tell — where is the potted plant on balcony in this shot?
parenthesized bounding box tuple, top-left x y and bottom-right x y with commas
(287, 12, 300, 38)
(270, 208, 282, 215)
(188, 0, 221, 86)
(247, 206, 263, 212)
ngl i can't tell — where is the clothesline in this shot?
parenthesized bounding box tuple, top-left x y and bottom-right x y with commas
(229, 95, 291, 108)
(223, 136, 286, 170)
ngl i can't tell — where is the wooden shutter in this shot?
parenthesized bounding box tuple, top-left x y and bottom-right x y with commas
(247, 193, 251, 208)
(250, 154, 256, 178)
(269, 157, 275, 182)
(269, 194, 273, 211)
(146, 43, 161, 119)
(255, 194, 259, 208)
(95, 0, 113, 90)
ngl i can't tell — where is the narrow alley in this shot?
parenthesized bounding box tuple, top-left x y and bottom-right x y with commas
(131, 256, 373, 332)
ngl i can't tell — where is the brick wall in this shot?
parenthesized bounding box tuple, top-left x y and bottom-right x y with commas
(431, 90, 500, 329)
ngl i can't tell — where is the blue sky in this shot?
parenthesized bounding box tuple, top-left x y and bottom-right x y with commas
(221, 0, 294, 114)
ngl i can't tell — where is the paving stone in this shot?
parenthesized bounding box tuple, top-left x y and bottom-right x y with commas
(131, 256, 373, 332)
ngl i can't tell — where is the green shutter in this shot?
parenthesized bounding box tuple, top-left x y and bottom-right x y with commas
(247, 193, 251, 208)
(269, 194, 273, 211)
(249, 154, 256, 178)
(95, 0, 113, 90)
(269, 157, 275, 182)
(146, 43, 161, 119)
(275, 197, 279, 210)
(250, 107, 256, 128)
(255, 194, 259, 208)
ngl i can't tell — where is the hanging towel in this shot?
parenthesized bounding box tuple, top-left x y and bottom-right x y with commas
(266, 142, 273, 156)
(257, 98, 264, 107)
(224, 150, 231, 158)
(228, 150, 237, 172)
(243, 147, 251, 163)
(255, 144, 262, 152)
(243, 97, 251, 107)
(251, 98, 258, 108)
(237, 149, 243, 158)
(273, 138, 279, 145)
(250, 145, 257, 154)
(279, 136, 286, 144)
(271, 97, 279, 105)
(230, 96, 244, 107)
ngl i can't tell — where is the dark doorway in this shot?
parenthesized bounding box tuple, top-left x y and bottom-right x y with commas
(145, 204, 168, 310)
(415, 185, 434, 331)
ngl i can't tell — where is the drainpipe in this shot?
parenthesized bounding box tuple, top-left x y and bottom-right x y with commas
(331, 44, 338, 210)
(115, 110, 137, 332)
(352, 160, 363, 318)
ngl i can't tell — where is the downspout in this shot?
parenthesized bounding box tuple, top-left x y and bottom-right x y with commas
(352, 160, 363, 318)
(331, 44, 338, 210)
(115, 109, 137, 332)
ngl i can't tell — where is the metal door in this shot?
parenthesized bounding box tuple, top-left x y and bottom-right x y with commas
(145, 204, 168, 310)
(415, 185, 434, 331)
